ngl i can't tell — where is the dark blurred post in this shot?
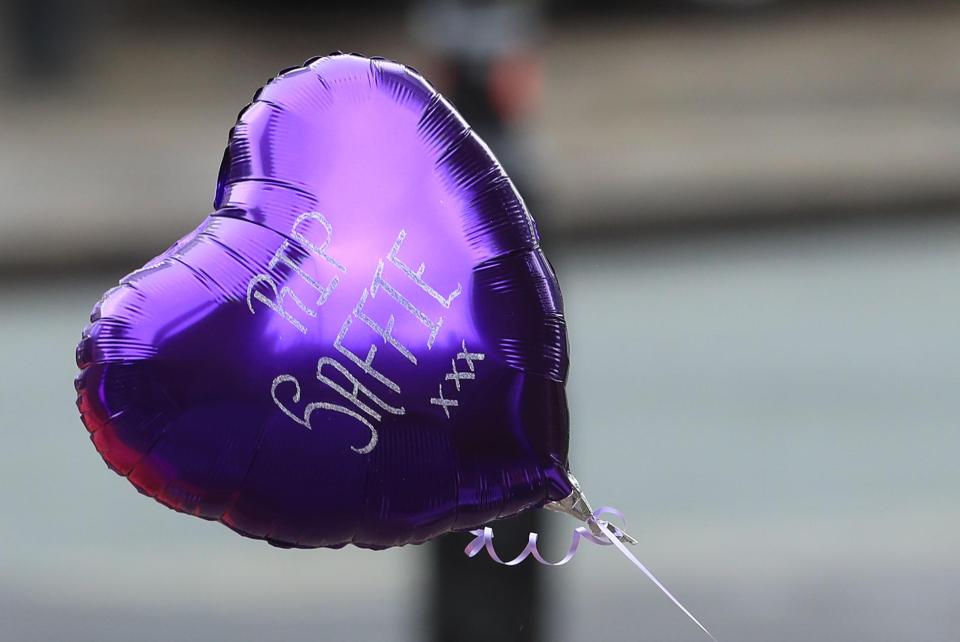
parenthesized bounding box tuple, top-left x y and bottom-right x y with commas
(410, 2, 549, 641)
(7, 0, 86, 86)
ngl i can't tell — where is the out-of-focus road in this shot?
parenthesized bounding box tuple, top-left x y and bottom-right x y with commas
(2, 216, 959, 641)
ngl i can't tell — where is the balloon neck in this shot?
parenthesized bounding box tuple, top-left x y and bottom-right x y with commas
(543, 472, 638, 545)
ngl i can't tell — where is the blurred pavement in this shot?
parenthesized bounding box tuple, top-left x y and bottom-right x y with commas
(2, 216, 959, 641)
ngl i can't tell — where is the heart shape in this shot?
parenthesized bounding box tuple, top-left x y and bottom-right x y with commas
(75, 54, 573, 549)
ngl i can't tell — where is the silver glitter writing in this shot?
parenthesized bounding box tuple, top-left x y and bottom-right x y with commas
(388, 229, 462, 308)
(350, 287, 419, 366)
(445, 357, 474, 391)
(270, 374, 378, 454)
(430, 383, 459, 418)
(431, 339, 485, 418)
(316, 356, 405, 421)
(334, 310, 402, 394)
(457, 340, 485, 372)
(369, 259, 443, 349)
(245, 211, 345, 334)
(246, 273, 315, 334)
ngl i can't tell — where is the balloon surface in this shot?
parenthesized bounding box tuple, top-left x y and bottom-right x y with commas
(75, 54, 573, 549)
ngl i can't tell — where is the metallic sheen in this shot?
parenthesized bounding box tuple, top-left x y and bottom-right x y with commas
(75, 54, 574, 549)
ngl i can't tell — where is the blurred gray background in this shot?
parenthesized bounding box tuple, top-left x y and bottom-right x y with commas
(2, 1, 959, 641)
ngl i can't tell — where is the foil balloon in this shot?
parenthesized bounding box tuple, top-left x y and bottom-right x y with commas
(75, 53, 590, 549)
(74, 53, 718, 640)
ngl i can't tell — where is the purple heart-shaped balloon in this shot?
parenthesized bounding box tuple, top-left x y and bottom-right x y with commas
(75, 54, 575, 549)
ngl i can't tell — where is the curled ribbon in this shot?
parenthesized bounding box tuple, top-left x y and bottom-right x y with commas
(464, 506, 625, 566)
(464, 507, 718, 642)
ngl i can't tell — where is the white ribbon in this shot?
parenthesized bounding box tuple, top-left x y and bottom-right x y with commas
(464, 507, 717, 641)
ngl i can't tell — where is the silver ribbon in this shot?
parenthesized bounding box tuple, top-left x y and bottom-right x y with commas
(464, 506, 717, 642)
